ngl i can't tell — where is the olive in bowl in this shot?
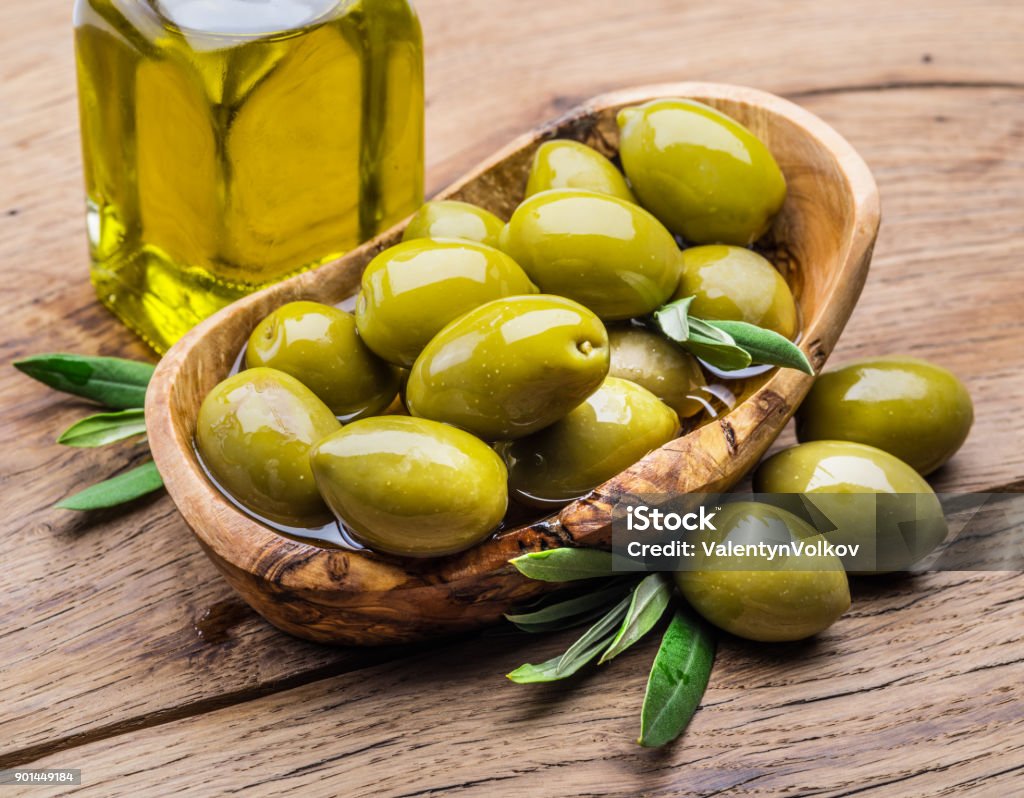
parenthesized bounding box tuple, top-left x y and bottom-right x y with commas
(406, 294, 610, 440)
(617, 98, 786, 246)
(525, 139, 637, 202)
(499, 188, 681, 320)
(245, 301, 400, 421)
(311, 416, 508, 558)
(501, 376, 680, 506)
(355, 238, 537, 367)
(402, 200, 506, 249)
(673, 245, 797, 339)
(608, 327, 707, 419)
(196, 368, 341, 527)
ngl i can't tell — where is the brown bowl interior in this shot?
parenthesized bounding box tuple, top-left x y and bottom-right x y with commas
(147, 83, 879, 644)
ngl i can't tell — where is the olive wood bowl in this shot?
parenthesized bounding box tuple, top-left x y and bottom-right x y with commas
(147, 83, 879, 645)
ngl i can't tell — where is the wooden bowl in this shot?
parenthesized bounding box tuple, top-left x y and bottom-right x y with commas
(146, 83, 879, 646)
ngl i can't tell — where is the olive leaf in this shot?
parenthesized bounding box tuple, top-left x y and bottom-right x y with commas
(638, 609, 716, 747)
(507, 594, 631, 684)
(652, 296, 693, 342)
(652, 297, 814, 373)
(598, 573, 673, 664)
(683, 319, 753, 371)
(653, 299, 751, 371)
(506, 633, 615, 684)
(15, 353, 166, 511)
(57, 408, 147, 448)
(509, 548, 616, 582)
(55, 461, 164, 511)
(14, 353, 154, 409)
(704, 320, 814, 375)
(506, 551, 719, 747)
(505, 579, 636, 633)
(556, 594, 632, 673)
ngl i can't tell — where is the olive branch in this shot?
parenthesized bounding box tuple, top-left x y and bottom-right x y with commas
(13, 354, 163, 509)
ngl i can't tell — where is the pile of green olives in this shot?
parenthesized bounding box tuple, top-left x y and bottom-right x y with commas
(706, 355, 972, 642)
(193, 96, 973, 647)
(197, 97, 800, 561)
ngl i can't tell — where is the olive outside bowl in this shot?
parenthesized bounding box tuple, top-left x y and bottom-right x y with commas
(146, 83, 880, 645)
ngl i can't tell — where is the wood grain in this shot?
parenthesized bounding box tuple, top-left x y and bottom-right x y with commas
(26, 571, 1024, 797)
(1, 0, 1022, 793)
(146, 82, 877, 646)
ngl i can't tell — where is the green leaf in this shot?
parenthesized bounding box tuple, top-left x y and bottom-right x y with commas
(505, 580, 635, 633)
(652, 302, 752, 371)
(510, 548, 615, 582)
(652, 296, 694, 342)
(598, 574, 673, 664)
(652, 298, 812, 373)
(638, 609, 716, 747)
(556, 594, 632, 674)
(14, 354, 154, 409)
(705, 320, 814, 375)
(506, 595, 631, 684)
(57, 408, 147, 448)
(684, 319, 753, 371)
(506, 633, 614, 684)
(55, 461, 164, 511)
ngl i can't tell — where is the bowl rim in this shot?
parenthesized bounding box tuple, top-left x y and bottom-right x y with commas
(146, 81, 880, 595)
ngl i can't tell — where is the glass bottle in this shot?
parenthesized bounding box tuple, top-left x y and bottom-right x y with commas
(73, 0, 424, 353)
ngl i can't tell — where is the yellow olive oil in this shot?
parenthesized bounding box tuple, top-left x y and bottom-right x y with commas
(74, 0, 423, 352)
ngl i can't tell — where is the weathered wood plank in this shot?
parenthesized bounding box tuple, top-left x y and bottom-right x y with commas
(1, 0, 1022, 786)
(28, 571, 1024, 797)
(796, 87, 1024, 493)
(417, 0, 1024, 193)
(758, 86, 1024, 494)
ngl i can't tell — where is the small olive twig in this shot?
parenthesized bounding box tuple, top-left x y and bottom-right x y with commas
(652, 297, 814, 375)
(13, 353, 164, 510)
(506, 548, 716, 747)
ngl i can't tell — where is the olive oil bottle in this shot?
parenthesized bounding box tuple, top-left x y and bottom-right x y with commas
(73, 0, 424, 353)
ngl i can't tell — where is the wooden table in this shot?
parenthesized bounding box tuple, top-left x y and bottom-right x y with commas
(2, 1, 1022, 795)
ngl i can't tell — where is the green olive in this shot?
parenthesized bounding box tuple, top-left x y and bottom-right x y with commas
(796, 357, 973, 475)
(675, 502, 850, 642)
(608, 327, 707, 418)
(499, 189, 681, 320)
(501, 377, 680, 505)
(525, 140, 637, 202)
(401, 200, 505, 248)
(355, 238, 537, 367)
(245, 301, 400, 421)
(617, 99, 786, 245)
(311, 416, 508, 558)
(196, 368, 341, 526)
(673, 245, 797, 339)
(406, 295, 609, 440)
(753, 441, 948, 574)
